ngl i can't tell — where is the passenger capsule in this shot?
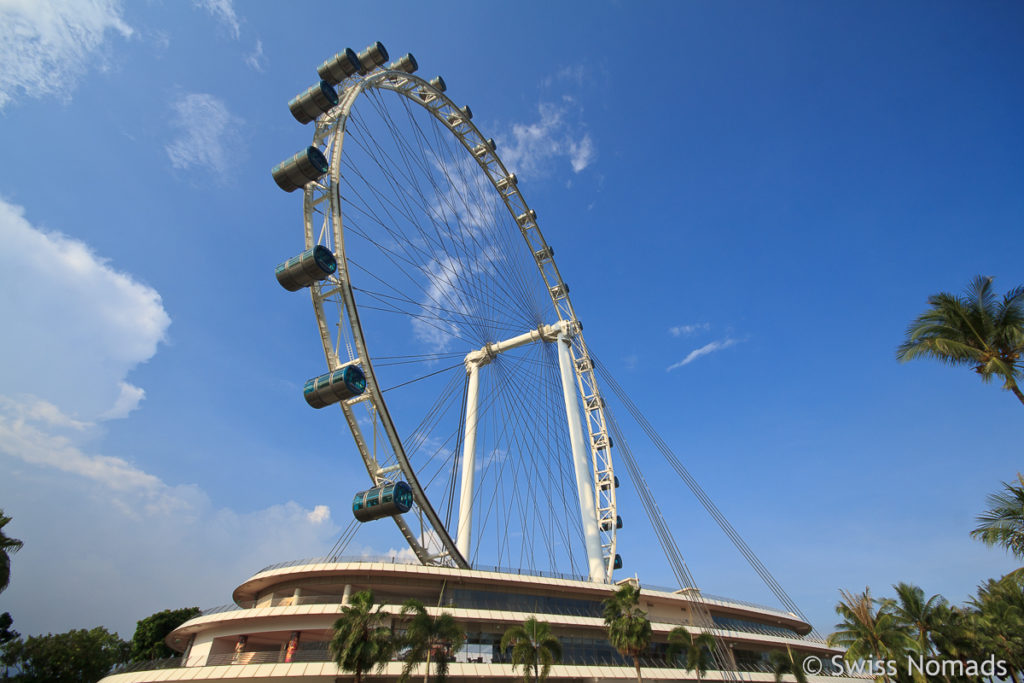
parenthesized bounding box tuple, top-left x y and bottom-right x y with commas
(318, 48, 362, 84)
(517, 209, 537, 226)
(275, 245, 337, 291)
(601, 515, 623, 531)
(357, 41, 389, 72)
(288, 81, 340, 124)
(303, 365, 367, 409)
(429, 76, 447, 92)
(574, 356, 593, 372)
(593, 434, 613, 450)
(613, 554, 623, 570)
(388, 53, 418, 74)
(495, 174, 518, 191)
(549, 282, 569, 299)
(352, 481, 414, 522)
(599, 475, 620, 491)
(472, 138, 496, 158)
(447, 105, 472, 125)
(272, 146, 329, 193)
(534, 245, 554, 261)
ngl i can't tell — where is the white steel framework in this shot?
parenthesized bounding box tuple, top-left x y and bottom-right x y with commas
(295, 64, 621, 581)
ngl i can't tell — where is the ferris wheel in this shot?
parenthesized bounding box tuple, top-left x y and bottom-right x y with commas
(271, 42, 620, 583)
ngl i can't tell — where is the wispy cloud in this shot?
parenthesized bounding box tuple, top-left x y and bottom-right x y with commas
(669, 322, 711, 337)
(165, 93, 241, 178)
(667, 338, 740, 371)
(194, 0, 240, 39)
(497, 100, 596, 178)
(0, 0, 132, 109)
(540, 64, 586, 88)
(245, 39, 265, 71)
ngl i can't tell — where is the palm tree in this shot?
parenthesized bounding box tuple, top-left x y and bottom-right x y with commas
(767, 648, 809, 683)
(827, 588, 915, 683)
(328, 590, 394, 683)
(666, 626, 718, 682)
(881, 583, 948, 683)
(882, 583, 947, 657)
(398, 598, 464, 683)
(971, 473, 1024, 565)
(0, 510, 23, 594)
(897, 275, 1024, 406)
(970, 576, 1024, 683)
(500, 616, 562, 682)
(602, 583, 652, 683)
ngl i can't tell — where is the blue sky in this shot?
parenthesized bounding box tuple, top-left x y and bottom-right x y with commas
(0, 0, 1021, 640)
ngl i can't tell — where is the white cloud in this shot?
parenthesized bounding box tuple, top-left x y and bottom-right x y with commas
(0, 454, 339, 636)
(497, 101, 596, 178)
(165, 93, 241, 178)
(194, 0, 239, 40)
(0, 198, 170, 421)
(568, 135, 595, 172)
(667, 338, 740, 371)
(307, 504, 331, 524)
(0, 0, 133, 109)
(245, 39, 265, 71)
(540, 64, 586, 89)
(669, 322, 710, 337)
(0, 396, 180, 508)
(100, 382, 146, 420)
(0, 198, 338, 637)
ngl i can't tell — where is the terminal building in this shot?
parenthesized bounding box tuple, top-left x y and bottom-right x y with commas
(101, 558, 856, 682)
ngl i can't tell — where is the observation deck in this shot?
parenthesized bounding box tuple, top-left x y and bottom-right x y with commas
(101, 558, 864, 682)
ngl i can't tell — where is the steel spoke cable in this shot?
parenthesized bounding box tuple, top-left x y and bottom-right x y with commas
(367, 94, 535, 340)
(592, 356, 815, 632)
(488, 351, 574, 571)
(343, 111, 493, 341)
(391, 95, 542, 334)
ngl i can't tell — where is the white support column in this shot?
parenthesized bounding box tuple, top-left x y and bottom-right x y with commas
(556, 334, 605, 582)
(456, 362, 481, 562)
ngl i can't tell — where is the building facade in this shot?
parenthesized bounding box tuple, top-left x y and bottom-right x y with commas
(101, 558, 861, 682)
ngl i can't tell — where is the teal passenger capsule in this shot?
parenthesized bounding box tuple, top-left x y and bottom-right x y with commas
(357, 41, 389, 72)
(288, 81, 339, 124)
(272, 146, 329, 192)
(318, 48, 362, 84)
(303, 365, 366, 409)
(352, 481, 414, 522)
(613, 554, 623, 570)
(388, 53, 418, 74)
(275, 245, 337, 291)
(601, 515, 623, 531)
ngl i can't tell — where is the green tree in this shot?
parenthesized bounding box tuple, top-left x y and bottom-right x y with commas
(897, 275, 1024, 406)
(329, 590, 394, 683)
(882, 583, 947, 657)
(602, 583, 651, 683)
(971, 473, 1024, 565)
(666, 626, 718, 682)
(766, 648, 809, 683)
(827, 588, 915, 683)
(129, 606, 201, 662)
(398, 598, 464, 683)
(1, 627, 129, 682)
(500, 616, 562, 682)
(0, 509, 23, 594)
(971, 576, 1024, 683)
